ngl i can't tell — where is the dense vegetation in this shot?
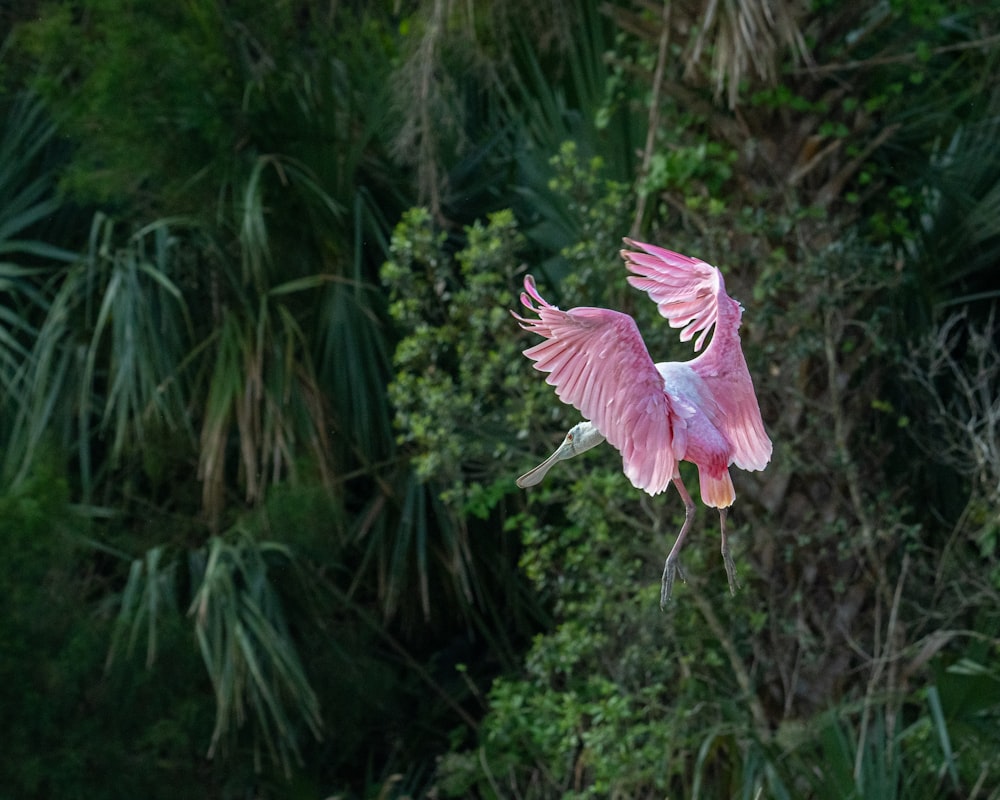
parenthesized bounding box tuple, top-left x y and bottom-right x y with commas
(2, 1, 999, 797)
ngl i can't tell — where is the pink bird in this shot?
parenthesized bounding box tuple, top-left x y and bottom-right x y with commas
(513, 238, 772, 606)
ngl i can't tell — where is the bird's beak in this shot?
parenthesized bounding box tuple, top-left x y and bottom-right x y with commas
(516, 423, 605, 488)
(516, 443, 570, 488)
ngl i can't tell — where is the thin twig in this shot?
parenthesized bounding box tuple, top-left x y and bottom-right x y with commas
(884, 552, 909, 747)
(479, 746, 507, 799)
(791, 32, 1000, 75)
(689, 584, 770, 736)
(630, 1, 672, 238)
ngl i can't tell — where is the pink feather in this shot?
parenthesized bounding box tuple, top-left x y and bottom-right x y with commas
(514, 240, 772, 505)
(622, 239, 772, 473)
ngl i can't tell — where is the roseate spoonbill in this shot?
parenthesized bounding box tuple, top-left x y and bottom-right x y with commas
(513, 239, 772, 606)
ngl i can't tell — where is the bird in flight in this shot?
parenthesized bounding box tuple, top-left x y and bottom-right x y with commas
(512, 239, 772, 607)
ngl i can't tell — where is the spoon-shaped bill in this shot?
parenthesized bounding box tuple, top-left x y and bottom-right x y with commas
(516, 421, 605, 488)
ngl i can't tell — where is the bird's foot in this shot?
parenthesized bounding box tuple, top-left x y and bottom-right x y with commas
(660, 557, 687, 609)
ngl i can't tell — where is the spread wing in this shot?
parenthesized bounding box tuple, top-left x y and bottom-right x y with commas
(621, 238, 730, 353)
(512, 275, 677, 495)
(700, 361, 773, 471)
(621, 239, 772, 472)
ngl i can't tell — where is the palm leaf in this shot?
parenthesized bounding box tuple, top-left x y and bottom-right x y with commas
(81, 214, 194, 463)
(683, 0, 809, 108)
(196, 296, 332, 526)
(106, 544, 178, 669)
(315, 277, 394, 468)
(492, 0, 642, 254)
(916, 90, 1000, 310)
(3, 266, 83, 485)
(0, 91, 75, 263)
(0, 91, 78, 475)
(189, 531, 322, 773)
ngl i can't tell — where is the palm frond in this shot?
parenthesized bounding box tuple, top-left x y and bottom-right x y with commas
(5, 213, 196, 495)
(106, 544, 179, 669)
(188, 531, 322, 773)
(197, 298, 332, 527)
(485, 0, 641, 257)
(316, 277, 394, 469)
(0, 91, 78, 475)
(683, 0, 810, 108)
(350, 468, 474, 624)
(3, 264, 84, 486)
(235, 154, 345, 291)
(0, 91, 75, 261)
(914, 87, 1000, 310)
(81, 214, 194, 464)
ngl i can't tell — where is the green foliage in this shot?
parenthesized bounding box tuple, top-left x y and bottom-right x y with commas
(0, 90, 76, 266)
(4, 0, 1000, 797)
(0, 91, 78, 457)
(544, 141, 632, 285)
(22, 0, 229, 207)
(0, 465, 225, 799)
(95, 479, 500, 797)
(769, 655, 1000, 800)
(6, 2, 486, 791)
(382, 144, 632, 514)
(384, 206, 524, 487)
(190, 533, 323, 772)
(375, 207, 538, 624)
(427, 4, 1000, 795)
(485, 0, 643, 252)
(8, 0, 408, 514)
(0, 458, 71, 619)
(810, 2, 1000, 314)
(19, 0, 399, 217)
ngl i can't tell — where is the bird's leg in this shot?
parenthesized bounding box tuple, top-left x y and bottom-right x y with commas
(719, 507, 740, 596)
(661, 473, 696, 609)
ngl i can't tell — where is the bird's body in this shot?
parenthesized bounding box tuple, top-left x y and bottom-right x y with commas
(513, 239, 772, 605)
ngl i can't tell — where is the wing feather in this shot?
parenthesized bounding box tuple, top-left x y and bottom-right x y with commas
(697, 363, 773, 471)
(512, 275, 676, 495)
(621, 239, 773, 472)
(621, 238, 725, 352)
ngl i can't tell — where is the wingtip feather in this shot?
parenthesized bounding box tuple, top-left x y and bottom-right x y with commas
(520, 273, 555, 311)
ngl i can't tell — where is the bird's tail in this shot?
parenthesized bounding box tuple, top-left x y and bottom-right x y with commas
(699, 467, 735, 508)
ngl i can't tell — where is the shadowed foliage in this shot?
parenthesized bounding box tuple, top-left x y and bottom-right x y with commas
(1, 0, 999, 797)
